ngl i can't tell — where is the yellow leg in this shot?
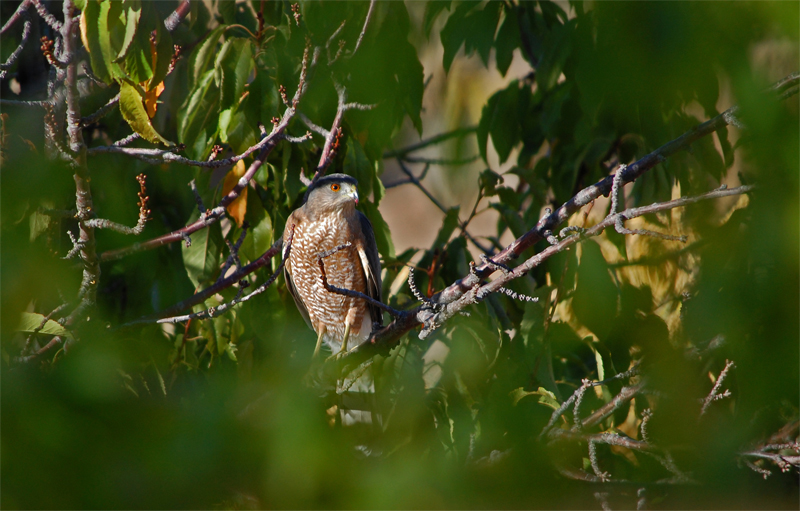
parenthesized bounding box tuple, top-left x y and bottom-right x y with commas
(338, 322, 352, 355)
(326, 321, 352, 363)
(312, 325, 326, 360)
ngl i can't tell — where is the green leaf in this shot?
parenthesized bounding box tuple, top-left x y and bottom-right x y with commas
(242, 66, 279, 127)
(372, 163, 386, 206)
(123, 41, 153, 85)
(495, 7, 521, 77)
(119, 81, 172, 145)
(536, 20, 574, 92)
(572, 240, 618, 339)
(215, 37, 254, 111)
(189, 26, 224, 89)
(29, 211, 51, 242)
(539, 0, 568, 26)
(479, 168, 503, 196)
(218, 0, 236, 25)
(115, 0, 141, 63)
(491, 202, 526, 238)
(440, 1, 501, 71)
(440, 1, 477, 73)
(510, 387, 560, 410)
(395, 39, 425, 135)
(18, 312, 74, 340)
(478, 82, 522, 165)
(80, 0, 111, 83)
(465, 1, 501, 67)
(98, 0, 127, 82)
(181, 211, 224, 288)
(178, 69, 220, 153)
(344, 138, 373, 199)
(423, 1, 450, 38)
(240, 192, 273, 263)
(433, 207, 460, 250)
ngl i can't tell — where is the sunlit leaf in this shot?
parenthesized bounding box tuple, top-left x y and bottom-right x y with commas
(119, 81, 172, 145)
(29, 211, 51, 242)
(144, 81, 165, 118)
(510, 387, 560, 410)
(189, 26, 224, 89)
(18, 312, 74, 340)
(223, 160, 248, 228)
(80, 0, 111, 83)
(178, 69, 220, 154)
(114, 0, 141, 63)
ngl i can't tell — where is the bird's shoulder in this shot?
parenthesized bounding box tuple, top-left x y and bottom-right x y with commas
(285, 207, 309, 233)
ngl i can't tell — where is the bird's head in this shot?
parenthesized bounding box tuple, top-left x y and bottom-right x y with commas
(304, 173, 360, 213)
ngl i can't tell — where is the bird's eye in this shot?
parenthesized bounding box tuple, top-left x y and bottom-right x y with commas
(330, 184, 340, 192)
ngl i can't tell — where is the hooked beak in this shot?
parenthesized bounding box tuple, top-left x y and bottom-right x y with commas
(350, 190, 359, 205)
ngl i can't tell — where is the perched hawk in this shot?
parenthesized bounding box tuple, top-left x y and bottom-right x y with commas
(282, 174, 383, 425)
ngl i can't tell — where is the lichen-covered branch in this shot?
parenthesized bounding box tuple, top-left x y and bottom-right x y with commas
(431, 72, 799, 308)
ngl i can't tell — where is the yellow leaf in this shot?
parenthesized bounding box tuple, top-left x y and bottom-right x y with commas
(144, 81, 165, 118)
(119, 81, 172, 146)
(223, 160, 248, 227)
(79, 8, 90, 51)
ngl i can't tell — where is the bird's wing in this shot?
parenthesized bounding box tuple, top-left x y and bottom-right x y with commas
(357, 211, 384, 326)
(283, 217, 313, 331)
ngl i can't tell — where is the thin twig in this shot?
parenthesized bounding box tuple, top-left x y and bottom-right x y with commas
(80, 93, 120, 127)
(318, 245, 404, 317)
(98, 44, 318, 262)
(1, 0, 31, 36)
(700, 359, 735, 416)
(156, 229, 294, 324)
(384, 126, 478, 158)
(351, 0, 375, 58)
(31, 0, 62, 32)
(424, 186, 753, 339)
(113, 132, 140, 147)
(427, 73, 798, 312)
(0, 19, 31, 80)
(0, 99, 51, 108)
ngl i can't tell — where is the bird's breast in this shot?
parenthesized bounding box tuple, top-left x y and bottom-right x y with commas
(288, 212, 371, 347)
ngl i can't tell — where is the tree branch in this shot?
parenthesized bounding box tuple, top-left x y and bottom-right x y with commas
(164, 0, 191, 32)
(427, 72, 798, 310)
(383, 126, 478, 158)
(151, 228, 294, 325)
(61, 0, 97, 328)
(122, 240, 284, 327)
(346, 184, 754, 364)
(351, 0, 375, 58)
(0, 19, 31, 80)
(98, 44, 319, 262)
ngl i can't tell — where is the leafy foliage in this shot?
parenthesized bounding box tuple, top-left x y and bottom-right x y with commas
(1, 1, 798, 509)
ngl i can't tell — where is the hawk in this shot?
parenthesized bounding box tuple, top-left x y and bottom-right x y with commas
(282, 174, 383, 425)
